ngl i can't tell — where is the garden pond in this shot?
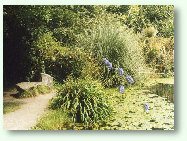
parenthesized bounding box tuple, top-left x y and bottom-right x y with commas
(99, 78, 174, 130)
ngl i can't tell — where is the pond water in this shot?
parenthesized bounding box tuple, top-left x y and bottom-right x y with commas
(100, 80, 175, 130)
(147, 83, 174, 103)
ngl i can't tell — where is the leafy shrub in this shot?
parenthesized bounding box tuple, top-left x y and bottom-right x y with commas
(76, 17, 147, 86)
(29, 33, 101, 83)
(3, 5, 105, 85)
(18, 85, 52, 98)
(121, 5, 174, 38)
(50, 76, 113, 125)
(141, 5, 174, 37)
(142, 37, 174, 75)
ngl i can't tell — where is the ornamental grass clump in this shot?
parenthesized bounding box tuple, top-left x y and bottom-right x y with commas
(49, 76, 113, 125)
(76, 16, 147, 86)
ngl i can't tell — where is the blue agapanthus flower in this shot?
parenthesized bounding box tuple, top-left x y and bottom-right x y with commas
(102, 58, 112, 69)
(102, 58, 108, 63)
(125, 75, 134, 84)
(144, 103, 149, 112)
(119, 85, 124, 93)
(116, 68, 124, 75)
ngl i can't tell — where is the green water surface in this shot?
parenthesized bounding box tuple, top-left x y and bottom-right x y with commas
(101, 79, 174, 130)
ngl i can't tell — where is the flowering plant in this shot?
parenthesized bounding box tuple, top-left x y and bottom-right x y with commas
(125, 76, 134, 85)
(115, 68, 124, 75)
(119, 85, 124, 93)
(102, 58, 112, 69)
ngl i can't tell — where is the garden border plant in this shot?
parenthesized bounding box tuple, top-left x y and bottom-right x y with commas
(50, 76, 113, 128)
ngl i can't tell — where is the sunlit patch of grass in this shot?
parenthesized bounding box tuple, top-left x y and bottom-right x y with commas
(32, 109, 72, 130)
(32, 109, 107, 130)
(3, 102, 21, 114)
(18, 85, 53, 98)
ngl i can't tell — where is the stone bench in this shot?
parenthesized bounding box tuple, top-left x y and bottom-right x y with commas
(16, 73, 53, 93)
(40, 73, 53, 87)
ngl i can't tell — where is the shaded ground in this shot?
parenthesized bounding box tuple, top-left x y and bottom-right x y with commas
(3, 89, 55, 130)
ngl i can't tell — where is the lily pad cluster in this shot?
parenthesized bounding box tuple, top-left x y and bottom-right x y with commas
(102, 87, 174, 130)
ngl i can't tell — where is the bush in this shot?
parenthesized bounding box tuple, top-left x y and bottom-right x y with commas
(76, 17, 147, 86)
(121, 5, 174, 38)
(29, 33, 101, 83)
(142, 37, 174, 75)
(49, 76, 113, 125)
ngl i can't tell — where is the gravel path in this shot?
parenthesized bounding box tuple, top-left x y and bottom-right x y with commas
(3, 91, 56, 130)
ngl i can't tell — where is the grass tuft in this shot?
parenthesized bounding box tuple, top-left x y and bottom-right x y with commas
(18, 85, 52, 98)
(32, 109, 72, 130)
(3, 102, 21, 114)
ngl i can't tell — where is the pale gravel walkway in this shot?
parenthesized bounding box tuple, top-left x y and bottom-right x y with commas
(3, 91, 56, 130)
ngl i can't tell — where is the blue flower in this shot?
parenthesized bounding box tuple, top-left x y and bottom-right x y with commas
(144, 103, 149, 112)
(102, 58, 112, 69)
(116, 68, 124, 75)
(102, 58, 107, 62)
(106, 62, 112, 69)
(125, 76, 134, 84)
(119, 85, 124, 93)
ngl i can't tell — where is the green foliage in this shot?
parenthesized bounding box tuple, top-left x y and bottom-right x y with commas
(116, 5, 174, 38)
(29, 33, 101, 82)
(106, 5, 130, 15)
(50, 76, 113, 125)
(32, 109, 72, 130)
(101, 81, 174, 130)
(3, 102, 21, 114)
(18, 85, 52, 98)
(142, 37, 174, 75)
(100, 67, 121, 88)
(141, 5, 174, 37)
(76, 17, 147, 86)
(3, 5, 105, 85)
(4, 5, 174, 86)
